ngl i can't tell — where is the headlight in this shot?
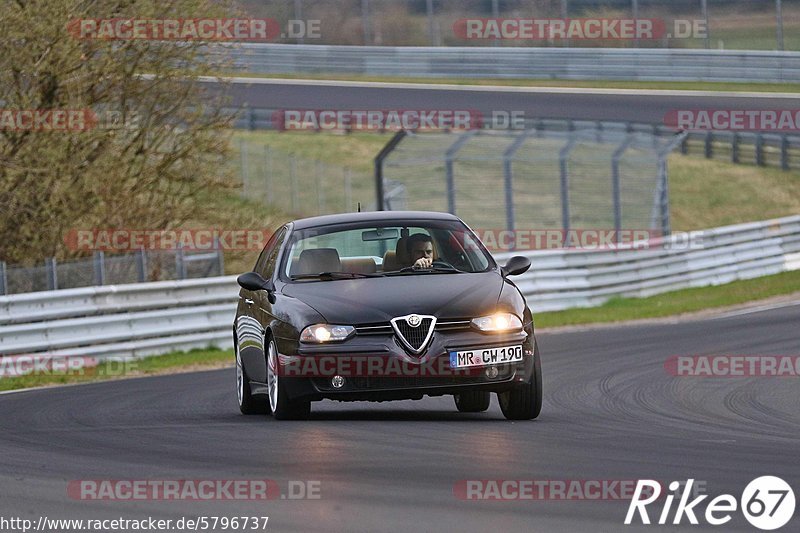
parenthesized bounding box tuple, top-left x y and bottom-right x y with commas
(471, 313, 523, 333)
(300, 324, 354, 343)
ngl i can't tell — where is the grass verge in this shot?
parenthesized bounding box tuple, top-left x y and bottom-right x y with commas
(0, 348, 232, 393)
(223, 72, 800, 94)
(534, 269, 800, 328)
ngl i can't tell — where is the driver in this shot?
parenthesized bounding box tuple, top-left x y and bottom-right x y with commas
(406, 233, 435, 269)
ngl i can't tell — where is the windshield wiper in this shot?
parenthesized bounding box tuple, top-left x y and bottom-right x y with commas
(384, 266, 464, 275)
(290, 271, 383, 281)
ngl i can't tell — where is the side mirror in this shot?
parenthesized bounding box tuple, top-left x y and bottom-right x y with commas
(501, 256, 531, 277)
(237, 271, 276, 303)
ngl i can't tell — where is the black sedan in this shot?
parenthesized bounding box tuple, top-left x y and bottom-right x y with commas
(233, 211, 542, 420)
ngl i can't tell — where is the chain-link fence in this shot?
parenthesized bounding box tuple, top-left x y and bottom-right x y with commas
(0, 249, 224, 296)
(377, 126, 686, 240)
(236, 139, 376, 216)
(238, 0, 799, 50)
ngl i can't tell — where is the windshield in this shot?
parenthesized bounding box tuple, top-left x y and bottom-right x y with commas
(282, 220, 493, 281)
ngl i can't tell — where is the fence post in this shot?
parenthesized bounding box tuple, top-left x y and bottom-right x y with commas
(46, 257, 58, 290)
(289, 155, 298, 212)
(731, 133, 740, 163)
(93, 251, 105, 285)
(426, 0, 436, 46)
(559, 137, 578, 246)
(265, 145, 273, 204)
(701, 0, 710, 49)
(361, 0, 371, 45)
(0, 261, 7, 295)
(776, 0, 784, 51)
(176, 244, 186, 280)
(374, 130, 407, 211)
(502, 129, 537, 239)
(704, 131, 713, 159)
(780, 135, 789, 170)
(215, 236, 225, 276)
(293, 0, 304, 44)
(632, 0, 639, 47)
(491, 0, 500, 47)
(756, 133, 765, 166)
(345, 168, 353, 212)
(136, 248, 147, 282)
(612, 135, 635, 244)
(240, 138, 249, 195)
(444, 130, 477, 215)
(316, 160, 325, 214)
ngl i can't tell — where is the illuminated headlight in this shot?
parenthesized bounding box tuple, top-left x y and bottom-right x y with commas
(300, 324, 354, 343)
(471, 313, 522, 333)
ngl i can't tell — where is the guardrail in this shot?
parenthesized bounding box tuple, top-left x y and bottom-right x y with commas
(228, 44, 800, 83)
(1, 215, 799, 368)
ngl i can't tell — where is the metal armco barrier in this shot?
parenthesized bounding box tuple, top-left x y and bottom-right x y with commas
(227, 44, 800, 83)
(1, 215, 799, 368)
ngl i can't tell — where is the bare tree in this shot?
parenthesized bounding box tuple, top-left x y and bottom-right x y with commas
(0, 0, 238, 264)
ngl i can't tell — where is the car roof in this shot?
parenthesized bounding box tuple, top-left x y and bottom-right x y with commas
(289, 211, 461, 230)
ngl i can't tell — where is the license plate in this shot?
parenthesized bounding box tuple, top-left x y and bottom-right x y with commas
(449, 345, 523, 369)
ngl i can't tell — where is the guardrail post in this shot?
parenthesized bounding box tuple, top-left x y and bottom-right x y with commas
(136, 248, 147, 282)
(0, 261, 7, 296)
(93, 251, 105, 285)
(780, 135, 789, 170)
(731, 133, 740, 163)
(704, 131, 713, 159)
(756, 134, 765, 166)
(316, 160, 325, 214)
(680, 134, 689, 155)
(248, 107, 256, 130)
(46, 257, 58, 290)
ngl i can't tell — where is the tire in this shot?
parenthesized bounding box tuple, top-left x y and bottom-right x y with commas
(236, 337, 269, 415)
(454, 390, 491, 412)
(267, 336, 311, 420)
(498, 342, 542, 420)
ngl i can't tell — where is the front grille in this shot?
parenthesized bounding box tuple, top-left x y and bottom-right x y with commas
(393, 317, 433, 352)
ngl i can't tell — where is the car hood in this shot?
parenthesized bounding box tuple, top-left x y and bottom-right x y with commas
(280, 271, 504, 324)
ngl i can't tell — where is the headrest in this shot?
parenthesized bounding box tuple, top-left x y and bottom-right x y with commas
(296, 248, 341, 275)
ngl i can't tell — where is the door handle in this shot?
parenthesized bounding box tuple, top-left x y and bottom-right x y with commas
(244, 298, 254, 305)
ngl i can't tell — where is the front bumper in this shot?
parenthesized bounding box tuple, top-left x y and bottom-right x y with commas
(275, 328, 536, 402)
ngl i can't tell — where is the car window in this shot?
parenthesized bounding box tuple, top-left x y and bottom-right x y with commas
(259, 227, 287, 279)
(282, 221, 492, 279)
(254, 226, 285, 274)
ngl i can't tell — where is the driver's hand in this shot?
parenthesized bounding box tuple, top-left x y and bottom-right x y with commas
(413, 257, 433, 269)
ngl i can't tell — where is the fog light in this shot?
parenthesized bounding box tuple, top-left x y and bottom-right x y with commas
(485, 366, 499, 379)
(331, 375, 345, 389)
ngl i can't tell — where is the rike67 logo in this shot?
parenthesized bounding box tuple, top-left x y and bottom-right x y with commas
(626, 477, 795, 530)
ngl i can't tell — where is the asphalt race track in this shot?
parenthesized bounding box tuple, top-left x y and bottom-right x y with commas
(216, 78, 800, 124)
(1, 301, 798, 532)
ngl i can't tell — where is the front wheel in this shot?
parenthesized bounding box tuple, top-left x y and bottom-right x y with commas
(267, 337, 311, 420)
(498, 342, 542, 420)
(236, 339, 269, 415)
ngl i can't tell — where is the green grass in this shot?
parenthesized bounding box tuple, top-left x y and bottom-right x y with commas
(0, 347, 232, 392)
(535, 269, 800, 328)
(224, 72, 800, 94)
